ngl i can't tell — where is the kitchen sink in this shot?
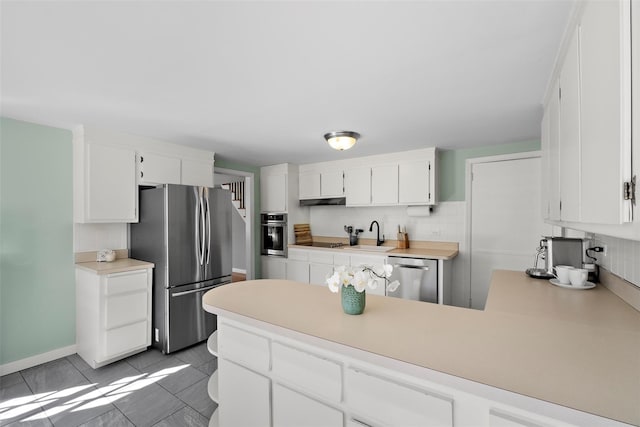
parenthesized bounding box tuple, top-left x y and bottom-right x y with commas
(341, 245, 394, 253)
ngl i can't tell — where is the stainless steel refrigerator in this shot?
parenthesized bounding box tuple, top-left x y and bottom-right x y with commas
(130, 184, 232, 354)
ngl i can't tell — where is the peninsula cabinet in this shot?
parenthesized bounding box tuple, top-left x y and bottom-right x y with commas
(542, 0, 633, 227)
(76, 267, 152, 368)
(212, 318, 623, 427)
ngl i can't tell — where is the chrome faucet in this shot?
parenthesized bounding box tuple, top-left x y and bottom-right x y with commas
(369, 220, 385, 246)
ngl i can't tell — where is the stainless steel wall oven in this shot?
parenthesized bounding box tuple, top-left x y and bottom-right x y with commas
(261, 213, 287, 257)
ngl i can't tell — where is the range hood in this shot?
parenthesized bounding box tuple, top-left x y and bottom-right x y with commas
(299, 197, 346, 207)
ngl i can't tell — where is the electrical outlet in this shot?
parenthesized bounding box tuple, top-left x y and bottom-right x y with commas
(155, 328, 160, 342)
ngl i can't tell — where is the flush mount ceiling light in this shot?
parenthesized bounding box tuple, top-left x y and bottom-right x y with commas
(324, 131, 360, 151)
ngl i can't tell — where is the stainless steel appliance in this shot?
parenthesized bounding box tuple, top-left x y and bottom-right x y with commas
(387, 256, 438, 303)
(261, 213, 287, 257)
(545, 237, 584, 273)
(130, 184, 232, 354)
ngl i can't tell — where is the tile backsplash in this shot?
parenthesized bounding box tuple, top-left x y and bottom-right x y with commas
(592, 234, 640, 288)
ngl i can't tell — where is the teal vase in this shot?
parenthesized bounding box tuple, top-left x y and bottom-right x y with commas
(341, 285, 366, 315)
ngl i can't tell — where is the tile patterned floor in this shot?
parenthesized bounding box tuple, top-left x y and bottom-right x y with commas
(0, 343, 217, 427)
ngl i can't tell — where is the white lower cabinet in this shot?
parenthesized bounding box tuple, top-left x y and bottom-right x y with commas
(273, 383, 343, 427)
(218, 359, 270, 427)
(76, 267, 152, 368)
(262, 256, 287, 279)
(346, 367, 453, 427)
(213, 318, 625, 427)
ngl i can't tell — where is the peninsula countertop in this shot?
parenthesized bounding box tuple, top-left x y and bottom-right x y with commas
(203, 270, 640, 425)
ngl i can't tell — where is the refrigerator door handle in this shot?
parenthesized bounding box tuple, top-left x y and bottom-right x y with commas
(204, 190, 211, 265)
(171, 283, 220, 297)
(198, 187, 206, 266)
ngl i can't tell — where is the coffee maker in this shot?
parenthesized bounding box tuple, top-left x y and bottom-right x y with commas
(545, 237, 584, 273)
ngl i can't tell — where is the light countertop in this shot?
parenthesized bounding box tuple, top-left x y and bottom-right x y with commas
(289, 239, 459, 260)
(75, 258, 154, 275)
(203, 270, 640, 425)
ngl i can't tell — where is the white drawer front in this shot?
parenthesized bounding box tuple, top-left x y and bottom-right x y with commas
(105, 291, 148, 329)
(219, 323, 270, 373)
(346, 368, 453, 427)
(104, 270, 148, 295)
(273, 383, 343, 427)
(272, 342, 342, 403)
(104, 321, 148, 359)
(288, 249, 309, 261)
(309, 251, 333, 265)
(333, 254, 350, 266)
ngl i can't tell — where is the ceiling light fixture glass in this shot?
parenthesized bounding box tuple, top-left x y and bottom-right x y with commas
(324, 131, 360, 151)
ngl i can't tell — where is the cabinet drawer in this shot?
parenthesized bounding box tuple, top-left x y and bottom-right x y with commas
(105, 291, 148, 329)
(272, 342, 342, 403)
(288, 249, 309, 261)
(333, 253, 350, 266)
(104, 270, 148, 295)
(346, 367, 453, 427)
(273, 383, 343, 427)
(219, 323, 270, 373)
(309, 251, 333, 265)
(104, 321, 148, 359)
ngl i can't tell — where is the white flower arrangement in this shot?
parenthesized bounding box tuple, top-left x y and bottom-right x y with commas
(326, 264, 400, 293)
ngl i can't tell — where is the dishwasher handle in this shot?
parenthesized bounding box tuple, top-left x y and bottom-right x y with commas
(394, 264, 430, 271)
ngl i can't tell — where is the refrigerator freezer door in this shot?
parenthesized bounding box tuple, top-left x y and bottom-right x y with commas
(203, 187, 233, 282)
(166, 279, 228, 353)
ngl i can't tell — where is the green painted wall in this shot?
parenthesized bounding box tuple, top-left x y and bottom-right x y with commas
(438, 140, 541, 202)
(215, 159, 262, 277)
(0, 117, 75, 365)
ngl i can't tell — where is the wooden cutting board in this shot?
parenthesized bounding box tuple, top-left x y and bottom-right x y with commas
(294, 224, 312, 244)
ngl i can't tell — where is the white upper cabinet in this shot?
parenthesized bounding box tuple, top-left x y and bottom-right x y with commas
(73, 125, 215, 224)
(181, 158, 213, 187)
(138, 152, 181, 185)
(579, 0, 632, 224)
(73, 127, 138, 223)
(299, 172, 321, 200)
(542, 79, 561, 221)
(371, 164, 398, 205)
(558, 26, 581, 223)
(345, 168, 372, 206)
(298, 169, 344, 200)
(138, 153, 213, 188)
(261, 172, 287, 212)
(310, 147, 438, 207)
(399, 159, 433, 205)
(320, 170, 344, 197)
(542, 0, 633, 229)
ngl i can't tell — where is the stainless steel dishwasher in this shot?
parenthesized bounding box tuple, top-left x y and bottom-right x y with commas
(387, 256, 438, 303)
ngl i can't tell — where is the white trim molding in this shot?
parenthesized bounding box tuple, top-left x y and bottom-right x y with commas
(0, 345, 77, 376)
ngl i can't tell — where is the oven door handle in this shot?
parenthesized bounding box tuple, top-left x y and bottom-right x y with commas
(172, 284, 220, 297)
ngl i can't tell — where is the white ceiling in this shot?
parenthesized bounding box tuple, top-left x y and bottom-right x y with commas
(1, 1, 574, 167)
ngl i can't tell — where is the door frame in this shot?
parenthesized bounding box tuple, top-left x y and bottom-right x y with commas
(465, 151, 542, 308)
(215, 167, 256, 280)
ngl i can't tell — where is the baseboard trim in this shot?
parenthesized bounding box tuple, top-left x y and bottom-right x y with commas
(232, 268, 247, 274)
(0, 344, 77, 376)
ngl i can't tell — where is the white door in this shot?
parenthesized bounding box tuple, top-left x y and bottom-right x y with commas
(469, 155, 551, 309)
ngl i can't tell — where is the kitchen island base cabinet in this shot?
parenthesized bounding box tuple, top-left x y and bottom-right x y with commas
(218, 359, 270, 427)
(212, 317, 630, 427)
(75, 267, 152, 369)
